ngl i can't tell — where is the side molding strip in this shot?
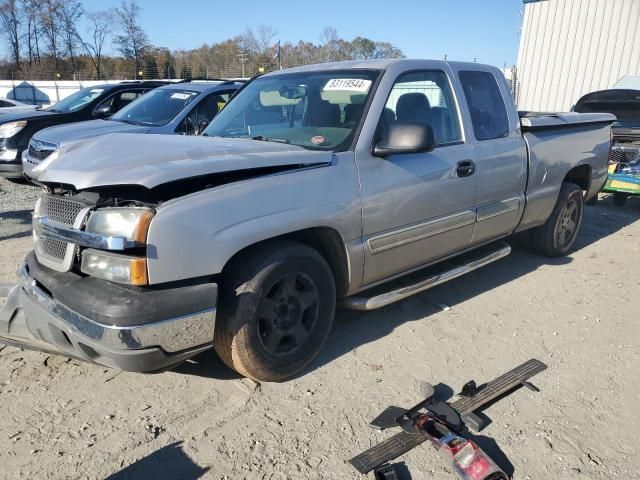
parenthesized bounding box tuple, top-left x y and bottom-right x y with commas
(368, 211, 476, 254)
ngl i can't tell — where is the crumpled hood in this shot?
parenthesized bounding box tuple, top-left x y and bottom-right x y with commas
(38, 133, 333, 190)
(36, 119, 149, 144)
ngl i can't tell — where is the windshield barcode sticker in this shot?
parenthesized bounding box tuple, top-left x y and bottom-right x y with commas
(171, 93, 192, 100)
(323, 79, 372, 92)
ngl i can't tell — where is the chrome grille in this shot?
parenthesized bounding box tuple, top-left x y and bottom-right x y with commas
(40, 237, 68, 260)
(26, 139, 58, 165)
(40, 195, 87, 226)
(35, 194, 91, 270)
(610, 144, 640, 165)
(27, 143, 56, 163)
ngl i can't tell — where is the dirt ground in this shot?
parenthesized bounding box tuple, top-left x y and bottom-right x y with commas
(0, 185, 639, 480)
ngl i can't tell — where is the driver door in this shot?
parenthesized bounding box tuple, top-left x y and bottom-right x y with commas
(356, 70, 478, 285)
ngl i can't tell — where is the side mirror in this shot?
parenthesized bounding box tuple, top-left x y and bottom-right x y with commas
(373, 122, 436, 157)
(94, 103, 113, 117)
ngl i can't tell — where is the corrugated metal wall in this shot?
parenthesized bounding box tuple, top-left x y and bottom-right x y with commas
(516, 0, 640, 112)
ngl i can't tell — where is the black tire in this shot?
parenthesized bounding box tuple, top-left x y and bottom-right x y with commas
(213, 240, 336, 382)
(530, 182, 584, 257)
(613, 192, 628, 206)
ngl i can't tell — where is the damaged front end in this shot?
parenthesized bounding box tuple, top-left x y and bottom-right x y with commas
(0, 187, 219, 371)
(0, 256, 217, 371)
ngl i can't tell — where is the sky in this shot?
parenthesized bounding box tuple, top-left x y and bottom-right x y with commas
(80, 0, 525, 67)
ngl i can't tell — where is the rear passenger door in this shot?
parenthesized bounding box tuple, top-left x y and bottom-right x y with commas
(453, 67, 527, 244)
(357, 70, 478, 285)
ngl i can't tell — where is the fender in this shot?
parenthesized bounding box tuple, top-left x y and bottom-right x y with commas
(145, 151, 363, 284)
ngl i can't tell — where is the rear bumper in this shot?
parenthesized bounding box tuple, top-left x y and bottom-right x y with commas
(0, 258, 218, 372)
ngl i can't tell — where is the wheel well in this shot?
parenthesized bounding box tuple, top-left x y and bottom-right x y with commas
(223, 228, 351, 298)
(564, 165, 591, 192)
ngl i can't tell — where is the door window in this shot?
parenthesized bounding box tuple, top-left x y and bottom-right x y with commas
(383, 71, 462, 145)
(458, 71, 509, 141)
(177, 91, 232, 135)
(95, 89, 146, 116)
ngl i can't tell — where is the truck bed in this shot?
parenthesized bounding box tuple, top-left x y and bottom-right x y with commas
(519, 111, 615, 130)
(516, 111, 614, 232)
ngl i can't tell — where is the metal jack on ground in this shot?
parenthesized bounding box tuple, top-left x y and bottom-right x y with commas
(349, 359, 547, 480)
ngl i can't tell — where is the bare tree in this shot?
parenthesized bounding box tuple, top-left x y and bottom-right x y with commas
(57, 0, 82, 71)
(39, 0, 62, 69)
(320, 27, 338, 46)
(0, 0, 21, 67)
(241, 24, 277, 54)
(113, 0, 149, 73)
(82, 9, 112, 79)
(21, 0, 42, 64)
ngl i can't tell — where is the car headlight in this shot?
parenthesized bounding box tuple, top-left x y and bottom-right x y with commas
(0, 121, 27, 139)
(81, 249, 148, 285)
(85, 207, 154, 245)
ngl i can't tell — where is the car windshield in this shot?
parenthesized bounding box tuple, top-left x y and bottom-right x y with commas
(46, 87, 105, 113)
(111, 88, 200, 126)
(204, 70, 380, 151)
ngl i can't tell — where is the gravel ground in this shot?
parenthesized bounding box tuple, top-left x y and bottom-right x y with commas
(0, 179, 40, 245)
(0, 183, 639, 480)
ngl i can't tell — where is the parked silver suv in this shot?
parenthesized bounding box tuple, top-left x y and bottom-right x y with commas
(22, 80, 242, 180)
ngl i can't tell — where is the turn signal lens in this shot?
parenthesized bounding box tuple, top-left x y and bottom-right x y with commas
(81, 249, 148, 285)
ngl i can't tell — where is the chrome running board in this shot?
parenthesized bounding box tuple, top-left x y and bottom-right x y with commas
(341, 242, 511, 311)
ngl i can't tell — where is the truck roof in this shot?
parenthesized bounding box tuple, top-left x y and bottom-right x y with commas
(265, 58, 496, 75)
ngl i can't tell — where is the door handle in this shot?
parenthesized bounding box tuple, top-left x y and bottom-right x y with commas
(456, 160, 476, 178)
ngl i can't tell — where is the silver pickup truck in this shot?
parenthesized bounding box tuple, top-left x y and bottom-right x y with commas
(0, 60, 613, 382)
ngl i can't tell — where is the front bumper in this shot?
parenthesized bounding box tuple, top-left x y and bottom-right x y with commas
(0, 140, 21, 178)
(0, 162, 22, 178)
(0, 256, 218, 372)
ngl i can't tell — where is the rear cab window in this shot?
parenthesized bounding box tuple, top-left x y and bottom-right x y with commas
(458, 71, 510, 141)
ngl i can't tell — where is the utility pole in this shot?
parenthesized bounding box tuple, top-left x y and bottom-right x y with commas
(237, 52, 248, 78)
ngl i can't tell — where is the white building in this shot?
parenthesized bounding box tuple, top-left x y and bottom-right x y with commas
(516, 0, 640, 111)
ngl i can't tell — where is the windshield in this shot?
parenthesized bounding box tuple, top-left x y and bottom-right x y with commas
(204, 70, 380, 151)
(574, 90, 640, 123)
(111, 88, 200, 126)
(46, 87, 105, 113)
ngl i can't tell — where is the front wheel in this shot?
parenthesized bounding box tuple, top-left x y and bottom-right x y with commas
(530, 182, 584, 257)
(214, 240, 336, 382)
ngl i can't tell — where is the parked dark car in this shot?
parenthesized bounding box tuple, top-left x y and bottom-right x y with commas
(574, 88, 640, 204)
(0, 81, 167, 182)
(22, 80, 244, 181)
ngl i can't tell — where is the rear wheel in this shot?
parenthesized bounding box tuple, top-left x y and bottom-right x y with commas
(213, 240, 336, 382)
(530, 182, 584, 257)
(613, 192, 628, 206)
